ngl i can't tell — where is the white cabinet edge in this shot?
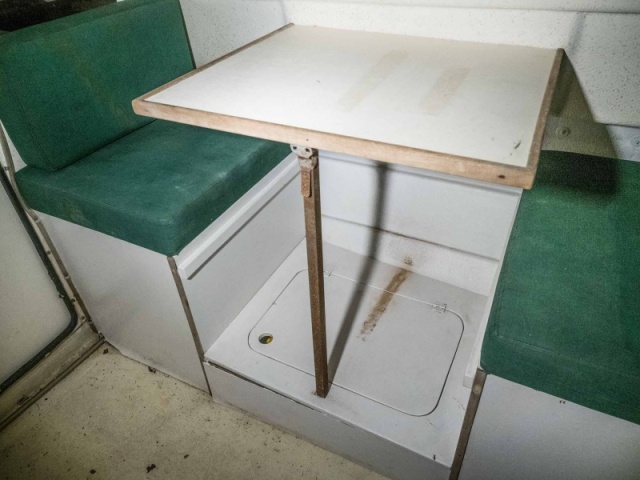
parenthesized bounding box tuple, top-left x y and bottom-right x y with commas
(175, 154, 299, 279)
(463, 191, 522, 387)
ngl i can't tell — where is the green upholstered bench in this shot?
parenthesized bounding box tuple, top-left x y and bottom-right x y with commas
(0, 0, 289, 256)
(481, 151, 640, 425)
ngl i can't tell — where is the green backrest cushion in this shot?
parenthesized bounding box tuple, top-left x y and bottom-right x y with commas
(481, 152, 640, 424)
(0, 0, 193, 171)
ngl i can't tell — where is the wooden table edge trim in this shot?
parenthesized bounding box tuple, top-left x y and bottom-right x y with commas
(525, 48, 565, 189)
(133, 99, 537, 189)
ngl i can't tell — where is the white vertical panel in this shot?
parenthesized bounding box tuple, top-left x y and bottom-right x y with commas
(285, 3, 578, 49)
(460, 376, 640, 480)
(179, 163, 304, 351)
(319, 153, 521, 260)
(568, 13, 640, 127)
(0, 184, 70, 385)
(178, 0, 288, 67)
(37, 214, 208, 391)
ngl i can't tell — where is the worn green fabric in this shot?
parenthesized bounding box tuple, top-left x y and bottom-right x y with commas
(481, 151, 640, 425)
(0, 0, 193, 171)
(16, 121, 291, 256)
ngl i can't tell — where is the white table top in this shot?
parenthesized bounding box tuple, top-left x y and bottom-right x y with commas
(134, 25, 561, 188)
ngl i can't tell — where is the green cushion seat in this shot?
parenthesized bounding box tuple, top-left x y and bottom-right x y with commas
(16, 120, 290, 256)
(481, 151, 640, 424)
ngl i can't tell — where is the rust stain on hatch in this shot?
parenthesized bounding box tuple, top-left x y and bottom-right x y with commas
(360, 268, 409, 338)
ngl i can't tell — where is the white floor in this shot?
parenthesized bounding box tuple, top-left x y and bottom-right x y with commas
(0, 345, 386, 480)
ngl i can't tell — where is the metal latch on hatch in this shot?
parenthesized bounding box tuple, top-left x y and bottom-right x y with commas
(432, 302, 447, 314)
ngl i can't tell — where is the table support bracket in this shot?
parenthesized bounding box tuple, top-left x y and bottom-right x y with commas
(291, 145, 329, 398)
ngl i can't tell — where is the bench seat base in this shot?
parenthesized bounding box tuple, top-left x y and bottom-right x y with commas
(460, 375, 640, 479)
(34, 154, 302, 390)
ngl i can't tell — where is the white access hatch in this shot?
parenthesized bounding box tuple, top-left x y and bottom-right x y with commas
(206, 241, 488, 467)
(249, 270, 463, 416)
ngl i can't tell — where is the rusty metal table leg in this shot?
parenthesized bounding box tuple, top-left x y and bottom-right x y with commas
(291, 145, 329, 398)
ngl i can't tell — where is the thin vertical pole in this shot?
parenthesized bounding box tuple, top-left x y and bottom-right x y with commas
(294, 146, 329, 398)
